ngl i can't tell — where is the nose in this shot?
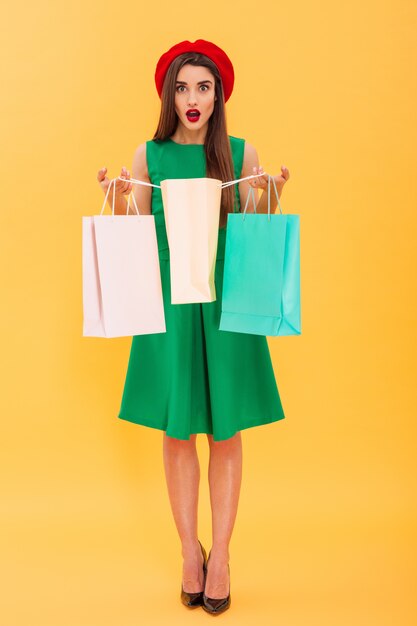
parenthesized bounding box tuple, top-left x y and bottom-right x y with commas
(187, 90, 198, 106)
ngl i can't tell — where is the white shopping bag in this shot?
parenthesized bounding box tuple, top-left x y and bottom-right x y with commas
(82, 179, 166, 338)
(160, 177, 222, 304)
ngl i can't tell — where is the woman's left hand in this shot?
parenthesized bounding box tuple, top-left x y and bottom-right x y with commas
(248, 165, 290, 197)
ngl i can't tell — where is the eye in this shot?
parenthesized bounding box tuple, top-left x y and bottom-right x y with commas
(176, 84, 210, 93)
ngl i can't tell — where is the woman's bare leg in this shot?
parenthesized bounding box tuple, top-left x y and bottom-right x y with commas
(205, 431, 242, 598)
(162, 433, 205, 593)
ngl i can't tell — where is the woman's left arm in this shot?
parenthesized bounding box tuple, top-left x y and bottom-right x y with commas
(238, 141, 290, 214)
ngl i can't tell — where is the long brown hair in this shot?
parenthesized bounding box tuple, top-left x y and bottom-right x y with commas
(152, 52, 238, 228)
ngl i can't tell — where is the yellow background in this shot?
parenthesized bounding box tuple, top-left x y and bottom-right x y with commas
(1, 0, 416, 624)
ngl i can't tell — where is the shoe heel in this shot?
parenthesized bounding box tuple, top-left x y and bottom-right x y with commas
(202, 552, 231, 614)
(180, 539, 207, 608)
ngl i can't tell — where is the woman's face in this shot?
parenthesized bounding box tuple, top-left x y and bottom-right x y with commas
(174, 64, 217, 130)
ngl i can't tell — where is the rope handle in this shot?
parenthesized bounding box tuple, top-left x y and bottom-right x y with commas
(100, 178, 116, 216)
(240, 175, 283, 221)
(100, 172, 283, 216)
(116, 172, 267, 189)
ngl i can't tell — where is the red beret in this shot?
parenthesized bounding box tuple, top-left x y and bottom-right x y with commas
(155, 39, 235, 103)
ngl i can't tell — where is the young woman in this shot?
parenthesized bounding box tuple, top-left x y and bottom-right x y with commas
(96, 39, 290, 615)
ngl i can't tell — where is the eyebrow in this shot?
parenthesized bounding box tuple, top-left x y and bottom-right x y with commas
(175, 80, 213, 85)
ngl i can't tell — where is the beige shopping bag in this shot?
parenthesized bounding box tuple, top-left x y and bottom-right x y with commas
(82, 179, 166, 338)
(160, 177, 222, 304)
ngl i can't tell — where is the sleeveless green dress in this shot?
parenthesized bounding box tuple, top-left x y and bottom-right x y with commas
(117, 135, 286, 440)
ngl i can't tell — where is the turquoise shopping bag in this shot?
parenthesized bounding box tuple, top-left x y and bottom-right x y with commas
(219, 175, 301, 336)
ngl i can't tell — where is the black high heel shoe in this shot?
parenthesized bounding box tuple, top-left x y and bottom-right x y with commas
(202, 550, 231, 615)
(180, 539, 207, 608)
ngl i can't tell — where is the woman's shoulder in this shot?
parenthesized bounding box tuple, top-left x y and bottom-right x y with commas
(228, 134, 245, 146)
(145, 136, 166, 143)
(228, 135, 246, 178)
(228, 134, 246, 158)
(229, 134, 258, 154)
(129, 142, 150, 181)
(230, 136, 259, 168)
(145, 136, 171, 147)
(144, 135, 245, 146)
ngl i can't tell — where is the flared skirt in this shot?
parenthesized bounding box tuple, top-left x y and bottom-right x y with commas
(117, 255, 286, 441)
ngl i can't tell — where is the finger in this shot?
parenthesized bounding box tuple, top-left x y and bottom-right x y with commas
(260, 171, 269, 185)
(258, 166, 267, 185)
(123, 169, 131, 185)
(97, 167, 107, 181)
(124, 176, 132, 193)
(116, 179, 128, 193)
(253, 166, 266, 185)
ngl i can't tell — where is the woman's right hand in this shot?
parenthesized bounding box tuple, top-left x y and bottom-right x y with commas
(97, 166, 133, 196)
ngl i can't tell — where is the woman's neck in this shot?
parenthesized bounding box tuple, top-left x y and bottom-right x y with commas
(170, 124, 207, 145)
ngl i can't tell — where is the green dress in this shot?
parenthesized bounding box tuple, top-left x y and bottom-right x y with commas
(117, 135, 286, 441)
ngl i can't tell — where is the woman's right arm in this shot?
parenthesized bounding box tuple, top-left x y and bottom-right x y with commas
(97, 142, 152, 216)
(127, 143, 152, 215)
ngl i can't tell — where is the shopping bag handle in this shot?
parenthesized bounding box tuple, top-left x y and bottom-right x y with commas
(100, 178, 117, 216)
(115, 172, 283, 219)
(99, 177, 147, 216)
(242, 185, 257, 218)
(267, 175, 283, 217)
(117, 176, 162, 189)
(221, 172, 270, 188)
(118, 172, 265, 189)
(126, 189, 140, 216)
(241, 175, 283, 221)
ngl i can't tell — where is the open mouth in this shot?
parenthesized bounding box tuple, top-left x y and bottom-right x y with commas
(186, 109, 201, 122)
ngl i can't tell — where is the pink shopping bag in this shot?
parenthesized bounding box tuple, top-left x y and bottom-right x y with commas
(82, 179, 166, 338)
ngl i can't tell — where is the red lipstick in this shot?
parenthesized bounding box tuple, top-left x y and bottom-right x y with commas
(186, 109, 201, 122)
